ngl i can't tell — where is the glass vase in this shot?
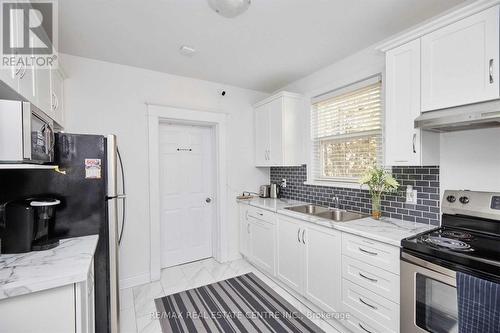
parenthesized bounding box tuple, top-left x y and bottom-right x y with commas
(371, 194, 382, 220)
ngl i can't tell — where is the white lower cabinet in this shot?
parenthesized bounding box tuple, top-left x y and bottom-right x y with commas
(342, 279, 399, 333)
(276, 216, 303, 292)
(304, 224, 341, 313)
(276, 215, 342, 314)
(248, 216, 276, 275)
(0, 276, 95, 333)
(239, 204, 250, 257)
(239, 204, 277, 276)
(237, 203, 402, 333)
(341, 233, 400, 333)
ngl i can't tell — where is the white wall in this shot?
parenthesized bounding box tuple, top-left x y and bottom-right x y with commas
(440, 128, 500, 193)
(60, 54, 269, 288)
(278, 46, 384, 98)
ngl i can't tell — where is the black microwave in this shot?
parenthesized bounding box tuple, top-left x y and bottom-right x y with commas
(0, 99, 55, 164)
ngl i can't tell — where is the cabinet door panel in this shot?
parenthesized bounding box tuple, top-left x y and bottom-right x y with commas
(267, 97, 283, 165)
(0, 284, 76, 333)
(50, 68, 64, 126)
(304, 226, 341, 313)
(385, 39, 421, 166)
(276, 216, 303, 293)
(239, 204, 250, 257)
(254, 104, 269, 166)
(36, 67, 52, 118)
(421, 5, 499, 111)
(249, 218, 275, 275)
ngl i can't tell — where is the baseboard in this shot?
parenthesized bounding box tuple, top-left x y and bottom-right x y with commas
(119, 272, 150, 290)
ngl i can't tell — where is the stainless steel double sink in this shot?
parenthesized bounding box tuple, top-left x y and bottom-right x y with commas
(284, 204, 367, 222)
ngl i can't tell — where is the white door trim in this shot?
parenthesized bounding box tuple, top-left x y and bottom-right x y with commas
(147, 104, 228, 282)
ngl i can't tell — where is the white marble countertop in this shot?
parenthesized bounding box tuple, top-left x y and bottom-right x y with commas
(0, 235, 98, 300)
(237, 197, 309, 211)
(238, 197, 435, 247)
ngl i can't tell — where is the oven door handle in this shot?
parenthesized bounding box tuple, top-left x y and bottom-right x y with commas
(401, 252, 457, 282)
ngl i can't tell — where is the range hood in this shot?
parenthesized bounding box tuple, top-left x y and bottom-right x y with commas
(415, 99, 500, 132)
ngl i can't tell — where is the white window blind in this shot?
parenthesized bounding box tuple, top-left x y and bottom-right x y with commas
(311, 78, 382, 182)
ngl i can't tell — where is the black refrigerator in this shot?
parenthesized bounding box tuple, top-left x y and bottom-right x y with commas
(0, 133, 125, 333)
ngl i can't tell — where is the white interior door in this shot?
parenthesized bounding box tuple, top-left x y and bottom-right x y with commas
(159, 123, 215, 268)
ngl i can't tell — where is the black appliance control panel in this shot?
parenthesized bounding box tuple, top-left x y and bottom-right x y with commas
(491, 196, 500, 210)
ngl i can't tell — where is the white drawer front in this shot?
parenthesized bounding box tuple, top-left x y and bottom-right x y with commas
(342, 279, 399, 333)
(343, 312, 387, 333)
(342, 233, 400, 274)
(342, 255, 400, 303)
(247, 206, 276, 224)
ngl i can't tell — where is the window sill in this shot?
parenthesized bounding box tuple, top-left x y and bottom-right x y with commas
(304, 179, 369, 190)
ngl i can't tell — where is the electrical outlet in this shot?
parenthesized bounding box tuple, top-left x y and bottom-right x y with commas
(281, 178, 287, 188)
(406, 186, 418, 204)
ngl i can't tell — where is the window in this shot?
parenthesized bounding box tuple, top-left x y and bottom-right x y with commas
(311, 77, 382, 182)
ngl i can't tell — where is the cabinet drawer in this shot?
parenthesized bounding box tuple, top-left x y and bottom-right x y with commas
(342, 255, 399, 303)
(342, 233, 400, 274)
(247, 206, 276, 224)
(343, 312, 386, 333)
(342, 279, 399, 333)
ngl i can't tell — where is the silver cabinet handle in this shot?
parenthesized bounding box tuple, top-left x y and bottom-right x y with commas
(412, 133, 416, 153)
(490, 59, 494, 84)
(358, 247, 378, 256)
(302, 229, 306, 244)
(359, 297, 377, 310)
(247, 223, 250, 234)
(297, 228, 301, 243)
(359, 323, 373, 333)
(359, 272, 378, 283)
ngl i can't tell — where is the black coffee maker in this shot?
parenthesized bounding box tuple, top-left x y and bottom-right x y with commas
(0, 198, 61, 253)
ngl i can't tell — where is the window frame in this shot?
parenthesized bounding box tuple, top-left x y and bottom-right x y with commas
(309, 75, 384, 186)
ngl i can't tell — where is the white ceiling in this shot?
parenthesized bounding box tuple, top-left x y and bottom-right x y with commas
(59, 0, 465, 92)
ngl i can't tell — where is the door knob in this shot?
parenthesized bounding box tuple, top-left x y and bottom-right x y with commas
(206, 198, 212, 203)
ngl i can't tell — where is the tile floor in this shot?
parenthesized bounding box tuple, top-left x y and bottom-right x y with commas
(119, 258, 343, 333)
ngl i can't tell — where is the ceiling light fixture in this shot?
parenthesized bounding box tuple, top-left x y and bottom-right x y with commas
(207, 0, 251, 18)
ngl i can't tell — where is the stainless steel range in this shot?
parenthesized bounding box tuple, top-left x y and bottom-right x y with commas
(400, 190, 500, 333)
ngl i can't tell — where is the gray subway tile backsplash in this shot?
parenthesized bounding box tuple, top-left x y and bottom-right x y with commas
(270, 165, 440, 226)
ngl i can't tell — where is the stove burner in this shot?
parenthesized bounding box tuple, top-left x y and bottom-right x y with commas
(423, 236, 473, 251)
(441, 230, 474, 240)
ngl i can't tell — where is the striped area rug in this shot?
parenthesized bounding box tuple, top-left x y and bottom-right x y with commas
(154, 273, 324, 333)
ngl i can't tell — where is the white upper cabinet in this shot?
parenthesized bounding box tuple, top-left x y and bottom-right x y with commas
(0, 5, 65, 129)
(385, 39, 439, 166)
(254, 103, 270, 166)
(36, 65, 53, 118)
(421, 5, 499, 111)
(50, 68, 65, 127)
(254, 92, 304, 167)
(385, 39, 422, 166)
